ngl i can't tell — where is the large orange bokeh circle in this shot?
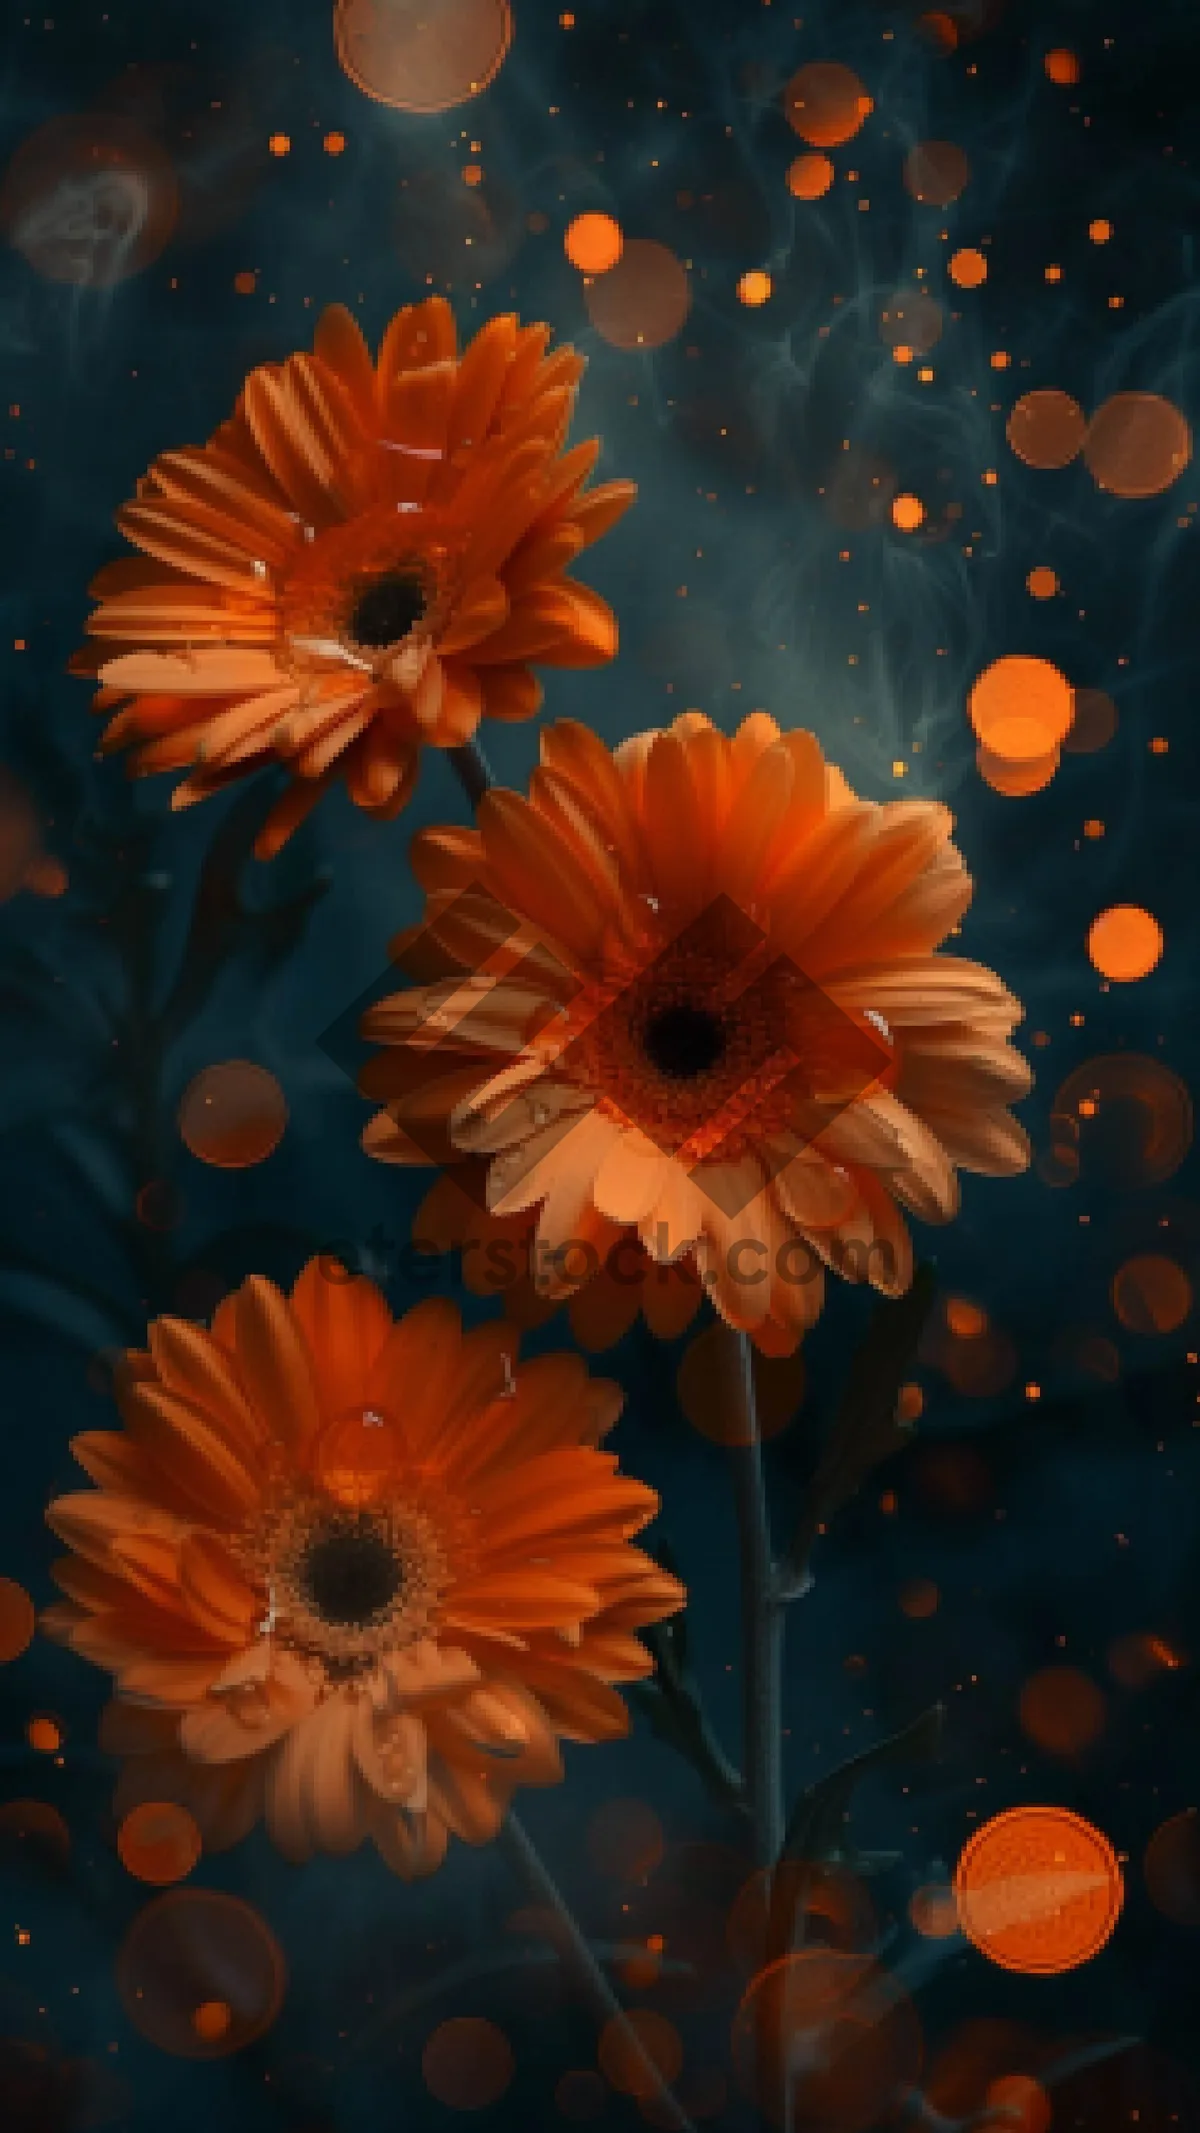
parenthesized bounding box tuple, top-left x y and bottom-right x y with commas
(117, 1802, 203, 1886)
(1086, 905, 1163, 982)
(953, 1806, 1124, 1974)
(116, 1890, 286, 2057)
(422, 2016, 515, 2108)
(903, 140, 969, 205)
(731, 1951, 922, 2129)
(1084, 393, 1192, 498)
(565, 211, 623, 274)
(0, 1577, 35, 1662)
(334, 0, 513, 113)
(177, 1061, 288, 1168)
(968, 655, 1074, 760)
(1, 114, 178, 287)
(1007, 389, 1087, 469)
(583, 237, 690, 349)
(1111, 1254, 1192, 1335)
(783, 63, 872, 147)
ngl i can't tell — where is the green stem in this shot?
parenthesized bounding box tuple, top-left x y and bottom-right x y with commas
(498, 1813, 698, 2133)
(447, 737, 494, 806)
(720, 1324, 785, 1867)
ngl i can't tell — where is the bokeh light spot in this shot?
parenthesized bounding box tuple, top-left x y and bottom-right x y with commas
(1144, 1811, 1200, 1927)
(900, 1578, 940, 1620)
(953, 1806, 1123, 1974)
(564, 211, 623, 274)
(177, 1061, 288, 1168)
(1111, 1254, 1191, 1335)
(786, 152, 834, 199)
(903, 140, 970, 206)
(1050, 1057, 1188, 1189)
(879, 288, 943, 354)
(117, 1803, 203, 1887)
(977, 743, 1060, 795)
(1089, 217, 1112, 243)
(1006, 389, 1087, 469)
(334, 0, 513, 113)
(731, 1951, 922, 2129)
(1086, 905, 1163, 982)
(1063, 686, 1118, 753)
(0, 1577, 35, 1663)
(891, 493, 925, 532)
(1026, 566, 1058, 599)
(117, 1890, 286, 2058)
(677, 1322, 804, 1444)
(27, 1716, 61, 1754)
(1019, 1666, 1107, 1757)
(783, 64, 872, 148)
(737, 268, 772, 307)
(969, 655, 1074, 761)
(985, 2074, 1052, 2133)
(1083, 393, 1192, 498)
(423, 2017, 515, 2109)
(949, 246, 987, 288)
(909, 1883, 960, 1938)
(918, 12, 959, 52)
(583, 237, 690, 349)
(1045, 47, 1081, 84)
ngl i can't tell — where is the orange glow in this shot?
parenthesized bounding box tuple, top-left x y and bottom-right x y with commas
(1089, 217, 1112, 243)
(268, 134, 290, 157)
(1108, 1632, 1185, 1688)
(969, 655, 1074, 761)
(0, 1576, 35, 1663)
(27, 1716, 61, 1753)
(1006, 389, 1087, 469)
(945, 1297, 988, 1339)
(1086, 904, 1163, 982)
(787, 152, 834, 199)
(0, 1798, 70, 1862)
(233, 270, 256, 294)
(677, 1323, 803, 1445)
(1052, 1054, 1191, 1186)
(949, 247, 987, 288)
(731, 1951, 922, 2128)
(1083, 393, 1192, 498)
(1026, 566, 1058, 599)
(117, 1891, 286, 2059)
(903, 140, 969, 206)
(0, 114, 178, 287)
(1083, 818, 1104, 839)
(1111, 1254, 1191, 1335)
(954, 1806, 1123, 1975)
(737, 269, 772, 307)
(583, 237, 690, 348)
(909, 1883, 960, 1938)
(334, 0, 513, 113)
(118, 1803, 203, 1886)
(324, 132, 346, 156)
(191, 2001, 232, 2043)
(314, 1402, 405, 1510)
(918, 12, 958, 51)
(892, 493, 925, 531)
(899, 1578, 939, 1619)
(423, 2017, 515, 2109)
(1018, 1666, 1107, 1757)
(599, 2009, 683, 2098)
(1063, 686, 1118, 753)
(939, 1324, 1018, 1396)
(985, 2075, 1052, 2133)
(586, 1798, 664, 1883)
(783, 63, 873, 148)
(1045, 47, 1081, 84)
(564, 211, 623, 274)
(896, 1382, 924, 1422)
(879, 288, 943, 354)
(177, 1062, 288, 1168)
(1144, 1811, 1200, 1926)
(729, 1861, 877, 1973)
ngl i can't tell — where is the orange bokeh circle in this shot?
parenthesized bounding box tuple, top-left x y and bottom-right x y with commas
(903, 140, 969, 206)
(677, 1322, 804, 1445)
(1006, 389, 1087, 469)
(0, 113, 178, 287)
(1086, 905, 1163, 982)
(423, 2016, 515, 2108)
(1111, 1254, 1191, 1335)
(969, 655, 1074, 761)
(565, 211, 623, 274)
(787, 152, 834, 200)
(977, 742, 1060, 795)
(731, 1951, 922, 2130)
(117, 1802, 203, 1886)
(1018, 1666, 1107, 1757)
(1062, 685, 1117, 753)
(0, 1577, 35, 1663)
(177, 1061, 288, 1168)
(985, 2074, 1052, 2133)
(1045, 47, 1081, 85)
(1051, 1054, 1191, 1187)
(1083, 392, 1192, 498)
(583, 237, 690, 349)
(953, 1805, 1124, 1975)
(116, 1890, 286, 2057)
(334, 0, 513, 114)
(783, 63, 872, 148)
(949, 247, 987, 289)
(1143, 1810, 1200, 1927)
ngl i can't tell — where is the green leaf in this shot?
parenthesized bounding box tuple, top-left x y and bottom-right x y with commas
(782, 1262, 936, 1587)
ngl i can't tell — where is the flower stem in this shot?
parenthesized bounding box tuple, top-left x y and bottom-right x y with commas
(447, 737, 493, 806)
(721, 1325, 785, 1868)
(498, 1812, 698, 2133)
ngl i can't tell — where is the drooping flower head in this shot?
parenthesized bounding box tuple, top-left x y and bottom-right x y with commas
(362, 713, 1032, 1354)
(43, 1262, 681, 1876)
(75, 300, 634, 857)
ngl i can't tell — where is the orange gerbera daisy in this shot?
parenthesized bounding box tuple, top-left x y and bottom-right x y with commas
(43, 1262, 682, 1876)
(74, 299, 634, 857)
(361, 712, 1032, 1354)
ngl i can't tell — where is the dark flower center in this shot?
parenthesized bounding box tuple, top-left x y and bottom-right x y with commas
(349, 571, 426, 650)
(300, 1518, 402, 1627)
(642, 1001, 727, 1080)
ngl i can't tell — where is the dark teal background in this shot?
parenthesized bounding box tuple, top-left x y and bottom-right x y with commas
(2, 0, 1199, 2125)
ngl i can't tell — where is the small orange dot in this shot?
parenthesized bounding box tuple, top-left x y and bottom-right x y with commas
(892, 493, 925, 531)
(949, 246, 987, 288)
(462, 162, 483, 186)
(1026, 565, 1059, 599)
(233, 271, 257, 295)
(564, 211, 623, 274)
(1045, 48, 1080, 85)
(1087, 904, 1163, 983)
(1089, 218, 1112, 243)
(192, 2001, 232, 2043)
(991, 350, 1011, 369)
(737, 268, 772, 307)
(786, 151, 834, 200)
(1083, 818, 1105, 839)
(323, 132, 346, 156)
(1045, 263, 1063, 283)
(27, 1717, 61, 1754)
(1150, 736, 1169, 754)
(1025, 1382, 1041, 1400)
(892, 343, 914, 365)
(268, 133, 290, 157)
